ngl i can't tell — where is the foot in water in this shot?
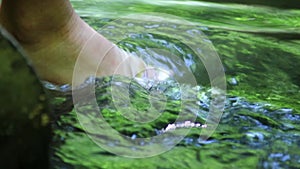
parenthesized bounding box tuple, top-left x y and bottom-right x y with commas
(0, 0, 147, 85)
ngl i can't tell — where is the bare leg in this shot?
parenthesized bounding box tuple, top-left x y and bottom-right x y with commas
(0, 0, 146, 84)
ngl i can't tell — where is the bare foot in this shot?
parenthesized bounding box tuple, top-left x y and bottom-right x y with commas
(0, 0, 146, 85)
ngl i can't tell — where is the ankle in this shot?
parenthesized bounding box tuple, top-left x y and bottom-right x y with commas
(0, 0, 75, 45)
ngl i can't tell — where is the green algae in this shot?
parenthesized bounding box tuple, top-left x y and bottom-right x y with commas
(50, 76, 300, 168)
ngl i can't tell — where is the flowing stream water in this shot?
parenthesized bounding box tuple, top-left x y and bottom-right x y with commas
(49, 0, 300, 168)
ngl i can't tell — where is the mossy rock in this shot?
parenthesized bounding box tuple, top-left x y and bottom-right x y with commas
(0, 27, 51, 169)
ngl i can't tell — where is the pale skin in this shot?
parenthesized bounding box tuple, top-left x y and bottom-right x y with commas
(0, 0, 147, 85)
